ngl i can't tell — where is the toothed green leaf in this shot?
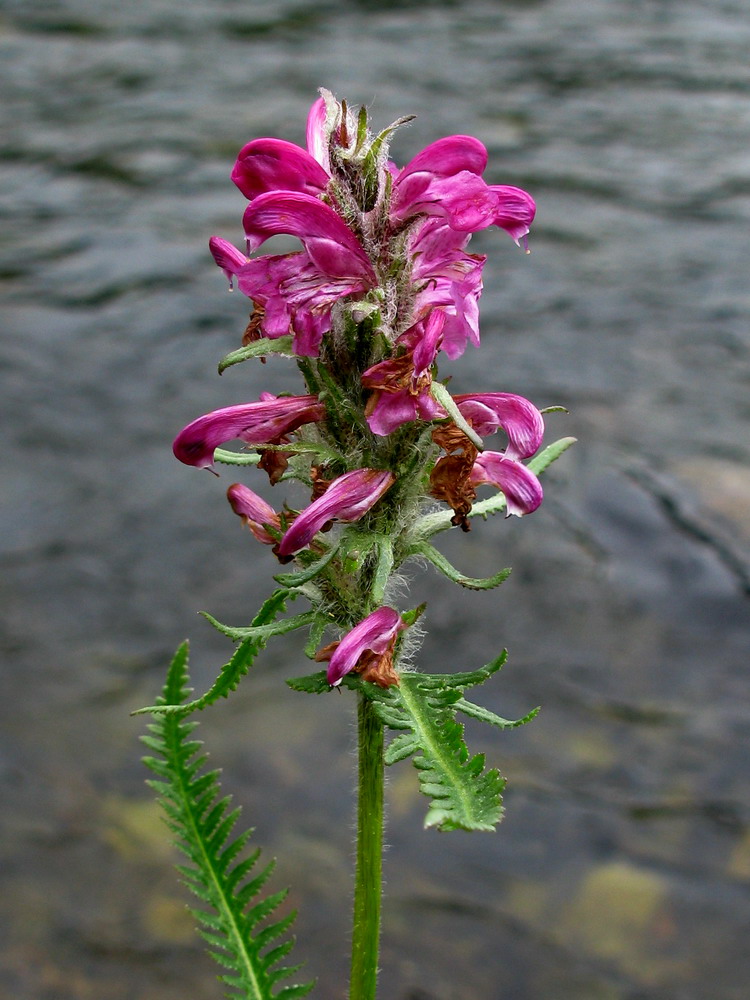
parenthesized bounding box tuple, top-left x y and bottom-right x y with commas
(133, 590, 295, 717)
(408, 540, 512, 590)
(218, 335, 295, 374)
(287, 651, 534, 832)
(141, 644, 314, 1000)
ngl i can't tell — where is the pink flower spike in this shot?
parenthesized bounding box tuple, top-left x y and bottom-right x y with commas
(231, 138, 330, 201)
(470, 452, 544, 517)
(226, 483, 281, 545)
(454, 393, 544, 459)
(209, 236, 249, 288)
(320, 606, 407, 687)
(172, 394, 324, 469)
(489, 185, 537, 247)
(277, 469, 395, 557)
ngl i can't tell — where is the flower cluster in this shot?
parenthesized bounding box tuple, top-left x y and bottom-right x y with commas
(174, 91, 544, 688)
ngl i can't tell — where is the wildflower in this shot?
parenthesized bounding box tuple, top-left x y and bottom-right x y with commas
(210, 192, 376, 356)
(226, 483, 281, 545)
(315, 606, 407, 687)
(362, 311, 446, 436)
(277, 468, 395, 557)
(173, 393, 324, 470)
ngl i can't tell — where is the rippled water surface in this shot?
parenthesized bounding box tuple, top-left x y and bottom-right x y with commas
(2, 1, 750, 997)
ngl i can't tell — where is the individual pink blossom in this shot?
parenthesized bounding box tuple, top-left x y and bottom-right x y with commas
(315, 606, 407, 687)
(454, 393, 545, 459)
(362, 311, 446, 435)
(172, 393, 324, 469)
(226, 483, 281, 545)
(470, 452, 543, 517)
(391, 134, 536, 244)
(209, 192, 377, 356)
(277, 469, 395, 557)
(390, 136, 495, 232)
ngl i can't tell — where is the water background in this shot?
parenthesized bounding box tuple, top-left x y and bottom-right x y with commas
(2, 0, 749, 997)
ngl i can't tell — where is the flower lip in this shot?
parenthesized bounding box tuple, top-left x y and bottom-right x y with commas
(277, 468, 395, 557)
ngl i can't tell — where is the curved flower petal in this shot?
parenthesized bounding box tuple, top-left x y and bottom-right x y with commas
(173, 395, 324, 469)
(306, 96, 331, 172)
(454, 393, 544, 459)
(397, 135, 488, 181)
(470, 451, 543, 517)
(226, 483, 280, 544)
(277, 468, 395, 557)
(242, 191, 374, 280)
(319, 606, 407, 687)
(231, 138, 330, 200)
(208, 236, 248, 288)
(490, 185, 537, 246)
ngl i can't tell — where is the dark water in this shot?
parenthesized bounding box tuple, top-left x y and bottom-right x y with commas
(2, 0, 750, 997)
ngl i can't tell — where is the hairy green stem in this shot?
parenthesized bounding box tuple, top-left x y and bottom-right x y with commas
(349, 693, 385, 1000)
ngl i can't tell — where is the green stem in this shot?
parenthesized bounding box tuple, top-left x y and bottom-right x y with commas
(349, 693, 385, 1000)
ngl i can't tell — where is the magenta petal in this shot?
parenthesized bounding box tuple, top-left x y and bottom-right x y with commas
(326, 607, 406, 686)
(277, 469, 394, 556)
(397, 135, 488, 180)
(226, 483, 280, 545)
(306, 96, 331, 171)
(490, 185, 537, 244)
(454, 393, 544, 459)
(470, 452, 543, 517)
(231, 138, 329, 200)
(366, 391, 420, 436)
(209, 236, 248, 288)
(242, 192, 374, 280)
(172, 395, 324, 469)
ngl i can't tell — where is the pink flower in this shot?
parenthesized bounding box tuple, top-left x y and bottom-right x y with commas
(210, 192, 376, 356)
(277, 468, 395, 557)
(454, 393, 544, 459)
(470, 452, 543, 517)
(226, 483, 281, 545)
(391, 136, 495, 232)
(315, 606, 407, 687)
(172, 393, 324, 469)
(391, 135, 536, 245)
(362, 311, 446, 435)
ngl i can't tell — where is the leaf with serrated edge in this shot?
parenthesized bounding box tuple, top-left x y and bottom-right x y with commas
(408, 540, 511, 590)
(218, 335, 295, 374)
(141, 644, 314, 998)
(134, 590, 293, 717)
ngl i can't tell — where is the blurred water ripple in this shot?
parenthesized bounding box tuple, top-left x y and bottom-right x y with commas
(1, 1, 749, 997)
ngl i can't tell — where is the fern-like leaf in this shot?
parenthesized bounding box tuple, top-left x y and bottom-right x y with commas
(287, 653, 537, 833)
(142, 643, 314, 1000)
